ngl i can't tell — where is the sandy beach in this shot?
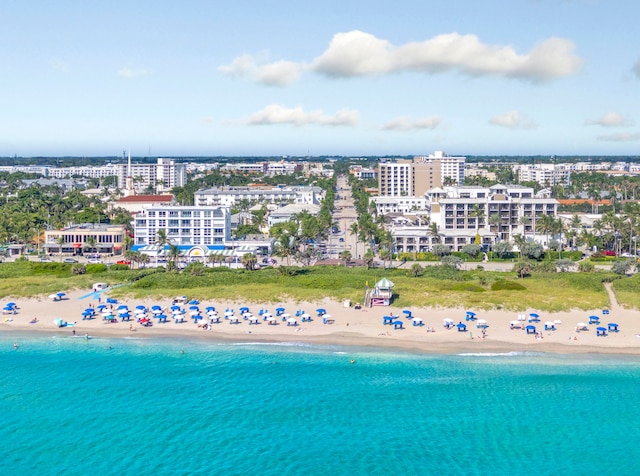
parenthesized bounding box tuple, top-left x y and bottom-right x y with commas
(2, 286, 639, 354)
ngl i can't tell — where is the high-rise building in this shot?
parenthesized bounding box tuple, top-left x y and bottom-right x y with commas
(378, 151, 465, 197)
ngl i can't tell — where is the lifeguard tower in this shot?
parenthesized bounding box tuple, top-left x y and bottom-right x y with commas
(365, 277, 395, 307)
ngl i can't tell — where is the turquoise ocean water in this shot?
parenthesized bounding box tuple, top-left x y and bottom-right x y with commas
(2, 334, 640, 476)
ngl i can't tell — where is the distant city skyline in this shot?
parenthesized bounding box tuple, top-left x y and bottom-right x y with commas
(2, 0, 639, 157)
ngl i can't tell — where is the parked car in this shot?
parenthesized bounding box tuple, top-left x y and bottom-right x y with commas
(63, 258, 79, 263)
(39, 256, 52, 262)
(88, 258, 102, 264)
(602, 250, 617, 256)
(116, 260, 131, 265)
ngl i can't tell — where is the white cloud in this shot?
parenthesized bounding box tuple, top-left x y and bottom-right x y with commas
(597, 132, 640, 142)
(244, 104, 358, 127)
(117, 67, 151, 79)
(585, 112, 634, 127)
(632, 58, 640, 79)
(218, 54, 304, 87)
(489, 110, 537, 130)
(382, 115, 442, 131)
(312, 30, 582, 82)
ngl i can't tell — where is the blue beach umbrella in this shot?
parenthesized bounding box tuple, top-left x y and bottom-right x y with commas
(402, 310, 412, 317)
(136, 305, 147, 310)
(240, 306, 249, 313)
(189, 299, 199, 305)
(189, 305, 200, 310)
(316, 308, 326, 315)
(206, 306, 215, 312)
(97, 304, 107, 310)
(57, 292, 66, 297)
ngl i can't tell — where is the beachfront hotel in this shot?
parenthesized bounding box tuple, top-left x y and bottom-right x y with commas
(44, 223, 127, 256)
(133, 205, 231, 248)
(132, 205, 274, 259)
(390, 184, 558, 252)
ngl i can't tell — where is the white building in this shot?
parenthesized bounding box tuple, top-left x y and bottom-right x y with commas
(389, 184, 558, 252)
(48, 158, 187, 193)
(370, 196, 429, 215)
(133, 205, 231, 249)
(513, 164, 569, 186)
(195, 186, 323, 208)
(267, 203, 321, 228)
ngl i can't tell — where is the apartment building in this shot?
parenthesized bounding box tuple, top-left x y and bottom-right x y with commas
(378, 151, 465, 197)
(194, 185, 323, 208)
(47, 158, 186, 192)
(513, 164, 569, 186)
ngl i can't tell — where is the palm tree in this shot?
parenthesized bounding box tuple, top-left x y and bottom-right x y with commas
(84, 236, 97, 256)
(469, 204, 485, 236)
(241, 253, 258, 271)
(155, 228, 169, 267)
(536, 214, 556, 259)
(339, 250, 352, 266)
(350, 222, 360, 258)
(428, 222, 441, 246)
(167, 244, 181, 271)
(512, 234, 526, 258)
(519, 215, 531, 243)
(57, 236, 65, 262)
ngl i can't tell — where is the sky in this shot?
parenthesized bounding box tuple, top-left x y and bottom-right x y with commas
(2, 0, 640, 157)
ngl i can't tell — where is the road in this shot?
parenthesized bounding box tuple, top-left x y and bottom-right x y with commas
(326, 175, 360, 259)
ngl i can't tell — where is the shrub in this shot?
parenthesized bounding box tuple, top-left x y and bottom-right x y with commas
(410, 263, 424, 277)
(513, 260, 531, 278)
(522, 242, 544, 260)
(532, 261, 557, 273)
(555, 258, 576, 272)
(71, 264, 86, 275)
(109, 264, 130, 271)
(493, 241, 514, 259)
(441, 255, 464, 269)
(578, 261, 595, 273)
(85, 264, 107, 273)
(461, 244, 482, 258)
(491, 280, 526, 291)
(612, 259, 635, 276)
(432, 245, 451, 257)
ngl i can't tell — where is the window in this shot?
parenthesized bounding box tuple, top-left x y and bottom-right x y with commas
(169, 211, 179, 217)
(181, 220, 191, 227)
(182, 211, 192, 218)
(193, 237, 201, 245)
(193, 228, 201, 236)
(158, 219, 166, 227)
